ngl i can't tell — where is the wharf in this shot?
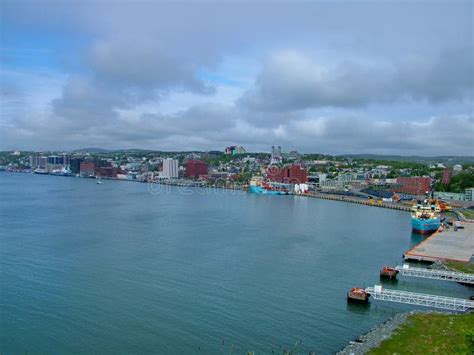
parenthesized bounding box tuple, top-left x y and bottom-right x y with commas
(305, 192, 411, 212)
(394, 264, 474, 284)
(404, 222, 474, 263)
(365, 286, 474, 312)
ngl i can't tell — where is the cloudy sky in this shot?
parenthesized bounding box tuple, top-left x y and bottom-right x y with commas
(1, 1, 473, 155)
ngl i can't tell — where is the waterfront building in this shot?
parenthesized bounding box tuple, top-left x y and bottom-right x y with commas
(267, 164, 307, 184)
(185, 160, 208, 179)
(46, 154, 70, 166)
(319, 179, 346, 192)
(47, 155, 62, 165)
(69, 158, 83, 174)
(80, 162, 96, 177)
(29, 156, 48, 168)
(96, 166, 118, 178)
(392, 176, 431, 196)
(162, 158, 179, 179)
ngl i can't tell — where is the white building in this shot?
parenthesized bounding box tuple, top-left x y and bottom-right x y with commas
(162, 158, 179, 179)
(453, 164, 463, 173)
(270, 145, 283, 165)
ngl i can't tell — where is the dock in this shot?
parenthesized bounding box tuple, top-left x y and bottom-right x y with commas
(394, 264, 474, 284)
(305, 192, 411, 212)
(366, 286, 474, 312)
(404, 222, 474, 263)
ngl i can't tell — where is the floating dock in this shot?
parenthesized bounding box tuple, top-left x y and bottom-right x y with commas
(404, 222, 474, 263)
(366, 285, 474, 312)
(394, 264, 474, 284)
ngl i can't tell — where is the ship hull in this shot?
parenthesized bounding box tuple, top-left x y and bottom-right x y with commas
(249, 185, 288, 195)
(411, 217, 440, 235)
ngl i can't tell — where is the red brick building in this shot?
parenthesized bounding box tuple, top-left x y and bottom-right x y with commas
(392, 176, 431, 196)
(267, 164, 308, 184)
(185, 160, 208, 178)
(79, 162, 96, 177)
(442, 169, 452, 185)
(95, 166, 118, 178)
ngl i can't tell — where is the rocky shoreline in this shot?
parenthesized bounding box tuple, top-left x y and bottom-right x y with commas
(337, 310, 441, 355)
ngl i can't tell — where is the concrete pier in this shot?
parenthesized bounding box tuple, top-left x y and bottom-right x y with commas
(404, 222, 474, 263)
(304, 192, 411, 212)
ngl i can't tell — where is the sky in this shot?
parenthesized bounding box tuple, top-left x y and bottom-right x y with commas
(0, 0, 473, 155)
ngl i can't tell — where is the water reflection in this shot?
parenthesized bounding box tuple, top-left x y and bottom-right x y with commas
(346, 302, 371, 314)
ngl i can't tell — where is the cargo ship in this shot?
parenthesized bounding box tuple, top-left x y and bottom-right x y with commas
(248, 176, 289, 195)
(411, 200, 441, 235)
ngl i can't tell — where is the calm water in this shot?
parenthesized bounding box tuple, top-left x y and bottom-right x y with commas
(1, 173, 471, 354)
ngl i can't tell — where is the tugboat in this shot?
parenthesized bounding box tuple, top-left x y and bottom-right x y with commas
(347, 287, 370, 303)
(380, 266, 399, 280)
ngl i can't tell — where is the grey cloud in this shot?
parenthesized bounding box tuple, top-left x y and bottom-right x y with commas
(281, 115, 474, 155)
(241, 49, 473, 111)
(2, 1, 473, 155)
(87, 38, 214, 95)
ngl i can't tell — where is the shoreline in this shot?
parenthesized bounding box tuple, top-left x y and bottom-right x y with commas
(2, 170, 411, 212)
(337, 310, 441, 354)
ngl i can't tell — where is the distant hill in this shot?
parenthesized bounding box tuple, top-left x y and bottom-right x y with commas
(72, 148, 112, 153)
(340, 154, 474, 165)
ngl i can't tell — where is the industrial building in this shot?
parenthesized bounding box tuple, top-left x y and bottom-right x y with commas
(391, 176, 431, 196)
(185, 160, 208, 179)
(267, 164, 308, 184)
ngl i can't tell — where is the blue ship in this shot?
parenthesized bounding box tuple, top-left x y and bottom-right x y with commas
(411, 215, 440, 234)
(411, 201, 441, 235)
(248, 184, 288, 195)
(248, 177, 289, 195)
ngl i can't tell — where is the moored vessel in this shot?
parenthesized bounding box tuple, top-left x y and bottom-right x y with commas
(248, 176, 289, 195)
(411, 200, 441, 235)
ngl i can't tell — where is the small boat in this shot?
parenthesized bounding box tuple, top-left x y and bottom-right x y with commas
(380, 266, 399, 279)
(347, 287, 370, 303)
(96, 180, 103, 184)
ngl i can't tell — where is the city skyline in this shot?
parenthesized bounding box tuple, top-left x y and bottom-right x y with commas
(1, 1, 473, 155)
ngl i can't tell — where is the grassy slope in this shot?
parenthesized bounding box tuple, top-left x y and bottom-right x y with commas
(461, 209, 474, 220)
(445, 261, 474, 274)
(369, 313, 474, 354)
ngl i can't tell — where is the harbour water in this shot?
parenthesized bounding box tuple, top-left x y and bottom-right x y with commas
(0, 173, 471, 353)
